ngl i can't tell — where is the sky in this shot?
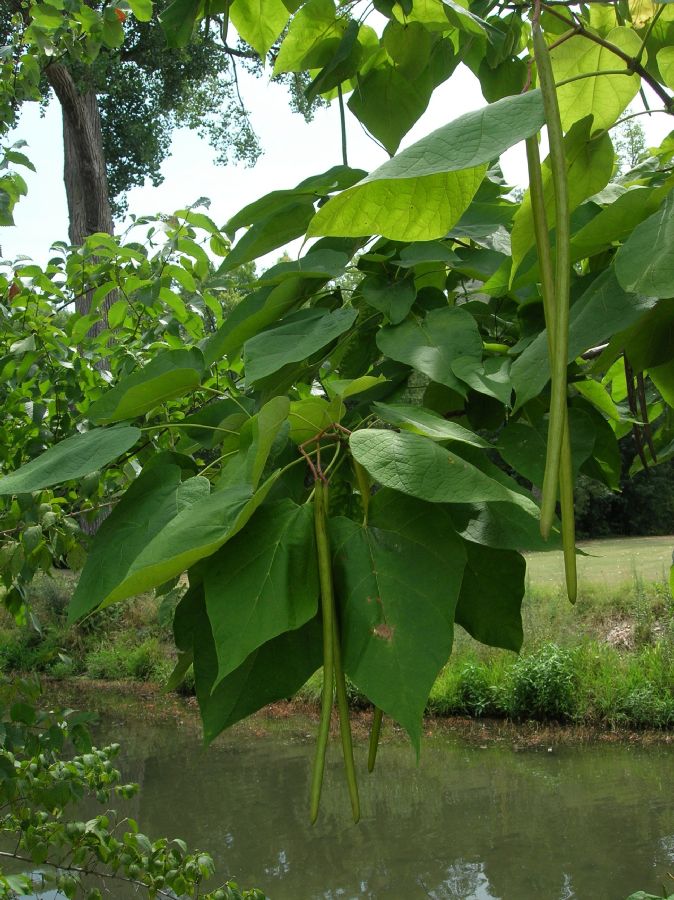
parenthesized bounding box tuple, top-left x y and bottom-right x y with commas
(2, 61, 673, 267)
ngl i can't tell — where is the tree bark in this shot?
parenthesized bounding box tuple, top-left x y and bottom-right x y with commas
(46, 62, 114, 332)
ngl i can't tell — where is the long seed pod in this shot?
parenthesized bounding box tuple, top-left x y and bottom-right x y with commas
(333, 626, 360, 822)
(525, 136, 577, 603)
(310, 480, 335, 824)
(532, 13, 571, 539)
(368, 707, 384, 773)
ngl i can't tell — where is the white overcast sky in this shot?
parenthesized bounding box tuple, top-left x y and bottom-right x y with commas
(2, 61, 673, 266)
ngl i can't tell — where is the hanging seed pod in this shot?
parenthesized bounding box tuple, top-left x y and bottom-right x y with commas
(525, 135, 577, 603)
(531, 11, 572, 542)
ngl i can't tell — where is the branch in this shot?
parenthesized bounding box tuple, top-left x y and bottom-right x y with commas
(540, 2, 674, 111)
(0, 849, 179, 899)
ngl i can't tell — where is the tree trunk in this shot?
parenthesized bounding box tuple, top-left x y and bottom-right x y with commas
(46, 63, 115, 536)
(46, 62, 114, 332)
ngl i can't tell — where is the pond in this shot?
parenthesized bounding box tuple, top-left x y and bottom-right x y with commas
(81, 715, 674, 899)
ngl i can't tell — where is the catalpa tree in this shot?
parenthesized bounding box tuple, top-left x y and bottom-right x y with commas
(2, 0, 674, 822)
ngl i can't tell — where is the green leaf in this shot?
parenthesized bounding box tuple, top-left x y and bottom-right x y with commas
(511, 269, 656, 410)
(203, 246, 356, 366)
(73, 476, 278, 616)
(204, 500, 318, 685)
(658, 46, 674, 89)
(550, 27, 642, 131)
(349, 429, 536, 507)
(305, 19, 361, 102)
(287, 396, 344, 443)
(244, 307, 357, 385)
(497, 408, 596, 488)
(511, 117, 615, 279)
(376, 307, 482, 396)
(348, 63, 433, 155)
(372, 401, 490, 447)
(455, 542, 525, 652)
(127, 0, 153, 21)
(0, 426, 140, 496)
(396, 241, 460, 268)
(89, 349, 205, 424)
(69, 462, 190, 623)
(188, 588, 322, 742)
(382, 20, 434, 79)
(160, 0, 200, 46)
(360, 273, 417, 324)
(600, 299, 674, 373)
(448, 500, 557, 551)
(615, 192, 674, 298)
(324, 374, 387, 400)
(273, 0, 346, 74)
(258, 249, 349, 284)
(201, 285, 300, 366)
(221, 201, 316, 272)
(309, 90, 545, 241)
(452, 356, 512, 406)
(225, 166, 364, 233)
(331, 490, 466, 749)
(569, 186, 663, 262)
(177, 398, 253, 452)
(444, 445, 557, 551)
(219, 396, 290, 490)
(229, 0, 290, 58)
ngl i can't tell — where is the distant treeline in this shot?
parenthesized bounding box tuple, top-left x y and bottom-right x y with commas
(576, 445, 674, 539)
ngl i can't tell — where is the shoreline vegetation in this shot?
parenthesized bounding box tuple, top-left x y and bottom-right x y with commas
(3, 535, 673, 736)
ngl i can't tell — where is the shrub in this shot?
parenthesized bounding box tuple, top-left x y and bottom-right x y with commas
(504, 644, 577, 720)
(455, 663, 497, 717)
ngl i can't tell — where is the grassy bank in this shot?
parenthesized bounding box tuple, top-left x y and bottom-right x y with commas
(2, 536, 673, 730)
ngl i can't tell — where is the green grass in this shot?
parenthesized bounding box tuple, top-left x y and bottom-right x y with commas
(525, 534, 674, 587)
(2, 536, 674, 729)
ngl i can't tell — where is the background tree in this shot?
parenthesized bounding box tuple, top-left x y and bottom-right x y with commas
(1, 3, 261, 249)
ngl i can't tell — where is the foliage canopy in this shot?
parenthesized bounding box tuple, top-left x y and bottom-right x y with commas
(2, 0, 674, 831)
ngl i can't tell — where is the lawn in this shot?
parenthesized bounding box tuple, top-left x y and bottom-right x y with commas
(526, 535, 674, 588)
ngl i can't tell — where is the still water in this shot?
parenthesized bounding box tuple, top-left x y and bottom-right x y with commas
(93, 716, 674, 899)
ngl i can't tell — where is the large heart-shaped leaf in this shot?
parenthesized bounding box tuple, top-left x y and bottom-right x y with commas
(511, 269, 657, 410)
(88, 349, 205, 424)
(372, 402, 490, 447)
(309, 89, 545, 241)
(455, 541, 525, 652)
(511, 117, 614, 279)
(244, 307, 357, 385)
(229, 0, 290, 59)
(330, 490, 466, 750)
(550, 27, 642, 131)
(71, 476, 278, 617)
(186, 588, 322, 743)
(497, 408, 596, 488)
(273, 0, 347, 74)
(69, 462, 194, 623)
(376, 307, 482, 396)
(615, 192, 674, 298)
(0, 425, 140, 496)
(347, 63, 433, 155)
(218, 396, 290, 490)
(204, 500, 318, 685)
(350, 429, 534, 507)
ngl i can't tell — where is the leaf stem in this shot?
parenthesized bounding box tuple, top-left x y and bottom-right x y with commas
(337, 84, 349, 167)
(352, 459, 370, 526)
(367, 707, 383, 773)
(310, 480, 336, 825)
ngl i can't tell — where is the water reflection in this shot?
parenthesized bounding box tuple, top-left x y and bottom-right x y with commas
(87, 718, 672, 900)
